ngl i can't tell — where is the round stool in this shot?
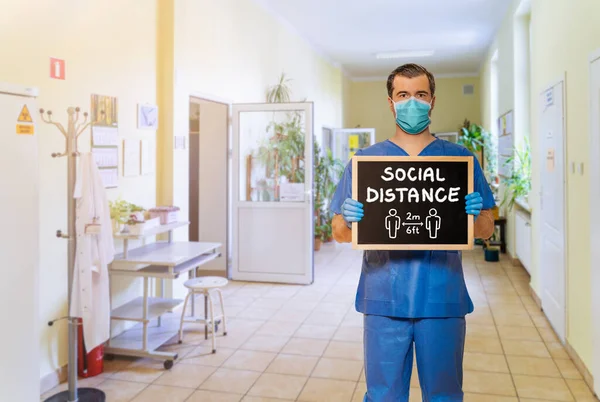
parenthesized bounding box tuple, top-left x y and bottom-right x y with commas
(178, 276, 228, 353)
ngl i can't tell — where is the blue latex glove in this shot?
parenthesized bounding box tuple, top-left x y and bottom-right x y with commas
(341, 198, 364, 226)
(465, 192, 483, 219)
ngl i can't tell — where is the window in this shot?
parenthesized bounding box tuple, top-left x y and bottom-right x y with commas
(514, 0, 532, 146)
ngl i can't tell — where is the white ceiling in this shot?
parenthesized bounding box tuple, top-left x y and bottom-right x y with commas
(253, 0, 512, 79)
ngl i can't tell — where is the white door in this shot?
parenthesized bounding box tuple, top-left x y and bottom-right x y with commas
(0, 83, 39, 402)
(539, 78, 567, 343)
(231, 102, 314, 284)
(332, 128, 376, 162)
(588, 50, 600, 395)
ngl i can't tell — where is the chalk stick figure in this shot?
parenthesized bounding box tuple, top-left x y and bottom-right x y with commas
(386, 209, 401, 239)
(425, 208, 441, 239)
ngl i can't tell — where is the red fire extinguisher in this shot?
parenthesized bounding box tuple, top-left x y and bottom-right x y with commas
(77, 318, 104, 378)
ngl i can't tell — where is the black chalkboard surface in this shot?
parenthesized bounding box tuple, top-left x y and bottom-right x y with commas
(351, 156, 474, 250)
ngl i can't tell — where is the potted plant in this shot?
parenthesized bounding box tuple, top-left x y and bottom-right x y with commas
(266, 73, 292, 103)
(500, 137, 531, 212)
(314, 227, 322, 251)
(109, 198, 132, 233)
(313, 142, 324, 250)
(251, 72, 306, 201)
(458, 119, 486, 166)
(322, 220, 333, 243)
(318, 149, 344, 243)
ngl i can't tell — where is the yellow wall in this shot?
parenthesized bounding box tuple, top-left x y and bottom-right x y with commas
(530, 0, 599, 370)
(342, 74, 354, 128)
(1, 0, 345, 385)
(347, 76, 482, 142)
(481, 0, 600, 372)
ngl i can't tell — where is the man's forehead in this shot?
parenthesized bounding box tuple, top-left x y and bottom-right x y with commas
(393, 75, 430, 91)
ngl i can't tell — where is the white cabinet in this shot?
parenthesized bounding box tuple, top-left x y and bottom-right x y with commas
(515, 210, 532, 274)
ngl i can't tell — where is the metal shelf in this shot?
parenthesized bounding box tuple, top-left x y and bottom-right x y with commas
(111, 297, 183, 322)
(106, 325, 179, 361)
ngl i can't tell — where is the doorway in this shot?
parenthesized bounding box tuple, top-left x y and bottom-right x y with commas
(231, 102, 314, 284)
(329, 128, 376, 163)
(589, 49, 600, 395)
(188, 96, 229, 274)
(538, 77, 567, 343)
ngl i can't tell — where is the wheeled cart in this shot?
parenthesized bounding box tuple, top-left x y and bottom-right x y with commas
(106, 221, 221, 369)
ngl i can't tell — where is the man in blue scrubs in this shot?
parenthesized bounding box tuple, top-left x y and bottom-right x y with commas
(330, 64, 495, 402)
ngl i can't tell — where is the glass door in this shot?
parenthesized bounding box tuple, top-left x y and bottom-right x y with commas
(231, 102, 314, 284)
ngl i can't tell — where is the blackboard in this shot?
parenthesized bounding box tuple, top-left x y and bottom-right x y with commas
(351, 156, 474, 250)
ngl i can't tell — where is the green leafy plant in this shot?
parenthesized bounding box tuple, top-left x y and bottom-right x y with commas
(313, 142, 345, 242)
(109, 198, 132, 224)
(266, 73, 292, 103)
(458, 119, 485, 153)
(458, 120, 498, 186)
(109, 198, 146, 229)
(482, 130, 497, 185)
(130, 203, 144, 213)
(500, 137, 531, 211)
(252, 72, 307, 199)
(322, 221, 333, 242)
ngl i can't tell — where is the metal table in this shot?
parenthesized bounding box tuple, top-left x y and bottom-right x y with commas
(106, 222, 221, 369)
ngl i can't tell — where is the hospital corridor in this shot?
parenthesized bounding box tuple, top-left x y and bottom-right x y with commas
(2, 0, 600, 401)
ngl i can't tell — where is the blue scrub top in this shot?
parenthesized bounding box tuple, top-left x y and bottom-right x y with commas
(330, 138, 495, 318)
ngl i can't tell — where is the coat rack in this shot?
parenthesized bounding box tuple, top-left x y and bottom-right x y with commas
(41, 107, 106, 402)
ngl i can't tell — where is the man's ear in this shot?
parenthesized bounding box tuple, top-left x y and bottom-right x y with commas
(429, 96, 436, 115)
(388, 97, 395, 116)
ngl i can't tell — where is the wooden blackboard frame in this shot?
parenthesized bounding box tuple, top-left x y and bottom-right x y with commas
(351, 156, 474, 251)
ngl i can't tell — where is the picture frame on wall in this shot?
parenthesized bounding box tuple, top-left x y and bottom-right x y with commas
(497, 110, 514, 178)
(137, 103, 158, 130)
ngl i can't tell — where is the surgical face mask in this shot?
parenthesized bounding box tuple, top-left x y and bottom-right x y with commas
(393, 97, 432, 135)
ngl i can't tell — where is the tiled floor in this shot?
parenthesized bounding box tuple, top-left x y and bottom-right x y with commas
(42, 244, 598, 401)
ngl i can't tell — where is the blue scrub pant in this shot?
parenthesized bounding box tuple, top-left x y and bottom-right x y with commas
(363, 315, 466, 402)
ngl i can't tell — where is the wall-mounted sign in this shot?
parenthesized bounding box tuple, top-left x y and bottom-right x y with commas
(50, 57, 65, 80)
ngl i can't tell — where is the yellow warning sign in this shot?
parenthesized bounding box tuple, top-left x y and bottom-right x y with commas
(18, 105, 33, 123)
(16, 124, 34, 135)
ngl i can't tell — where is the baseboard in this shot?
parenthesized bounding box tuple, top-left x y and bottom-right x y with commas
(529, 284, 542, 309)
(528, 286, 596, 396)
(40, 364, 67, 395)
(565, 340, 596, 397)
(510, 252, 522, 267)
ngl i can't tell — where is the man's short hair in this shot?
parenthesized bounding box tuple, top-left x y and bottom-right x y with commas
(386, 64, 436, 98)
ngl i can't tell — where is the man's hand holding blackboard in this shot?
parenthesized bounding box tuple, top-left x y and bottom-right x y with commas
(465, 192, 483, 218)
(341, 198, 364, 228)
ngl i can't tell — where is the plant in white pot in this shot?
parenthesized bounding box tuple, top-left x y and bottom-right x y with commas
(109, 198, 132, 233)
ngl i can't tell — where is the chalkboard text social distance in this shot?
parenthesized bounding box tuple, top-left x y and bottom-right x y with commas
(351, 156, 475, 251)
(366, 166, 461, 204)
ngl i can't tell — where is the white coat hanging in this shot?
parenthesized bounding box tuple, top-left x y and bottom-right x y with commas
(70, 153, 115, 351)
